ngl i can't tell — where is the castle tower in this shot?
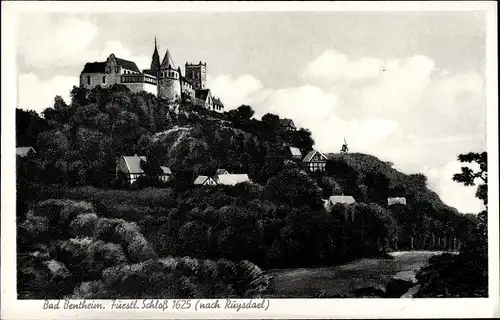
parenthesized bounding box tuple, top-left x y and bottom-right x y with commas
(158, 49, 181, 100)
(150, 37, 161, 77)
(185, 61, 207, 90)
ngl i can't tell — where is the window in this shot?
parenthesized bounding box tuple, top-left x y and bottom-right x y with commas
(115, 66, 119, 73)
(87, 76, 91, 85)
(102, 76, 106, 84)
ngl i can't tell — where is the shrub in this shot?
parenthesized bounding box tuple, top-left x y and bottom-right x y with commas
(114, 221, 142, 244)
(71, 280, 104, 299)
(95, 218, 123, 243)
(126, 235, 158, 263)
(69, 213, 98, 238)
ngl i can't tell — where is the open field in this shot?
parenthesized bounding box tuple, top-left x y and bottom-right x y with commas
(264, 251, 448, 298)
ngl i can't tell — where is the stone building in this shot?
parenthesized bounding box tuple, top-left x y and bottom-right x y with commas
(79, 38, 224, 112)
(80, 54, 157, 96)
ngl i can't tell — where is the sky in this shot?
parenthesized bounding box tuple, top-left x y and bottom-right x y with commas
(16, 11, 487, 213)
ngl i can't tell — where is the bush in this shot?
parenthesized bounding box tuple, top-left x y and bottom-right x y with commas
(126, 235, 158, 263)
(69, 213, 98, 238)
(72, 280, 104, 299)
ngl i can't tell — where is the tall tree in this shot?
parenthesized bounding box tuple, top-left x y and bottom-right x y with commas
(452, 151, 488, 239)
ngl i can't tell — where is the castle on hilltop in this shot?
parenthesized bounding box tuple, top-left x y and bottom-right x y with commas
(79, 38, 224, 112)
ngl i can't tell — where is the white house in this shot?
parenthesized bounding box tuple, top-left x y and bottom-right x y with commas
(303, 149, 328, 171)
(116, 155, 171, 184)
(289, 146, 302, 159)
(194, 175, 218, 186)
(216, 169, 229, 175)
(388, 197, 407, 205)
(328, 195, 356, 207)
(16, 146, 36, 158)
(216, 174, 250, 186)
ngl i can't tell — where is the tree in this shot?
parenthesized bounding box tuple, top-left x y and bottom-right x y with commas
(452, 151, 488, 241)
(263, 168, 323, 209)
(453, 152, 487, 206)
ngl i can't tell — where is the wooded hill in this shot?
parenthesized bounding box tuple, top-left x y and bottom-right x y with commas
(17, 84, 478, 276)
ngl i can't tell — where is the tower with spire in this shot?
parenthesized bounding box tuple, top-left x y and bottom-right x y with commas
(150, 37, 161, 77)
(157, 46, 182, 101)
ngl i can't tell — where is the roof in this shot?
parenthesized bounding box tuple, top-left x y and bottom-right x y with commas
(180, 76, 192, 85)
(121, 155, 147, 174)
(329, 195, 356, 205)
(160, 50, 176, 69)
(217, 174, 250, 186)
(388, 197, 407, 205)
(280, 118, 296, 128)
(289, 146, 302, 157)
(143, 69, 156, 77)
(302, 150, 327, 163)
(212, 97, 224, 107)
(216, 169, 229, 175)
(150, 38, 161, 75)
(82, 62, 106, 73)
(195, 89, 210, 101)
(194, 175, 211, 185)
(160, 166, 172, 175)
(116, 57, 140, 73)
(16, 146, 36, 157)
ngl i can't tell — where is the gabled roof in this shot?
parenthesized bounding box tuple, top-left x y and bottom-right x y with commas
(329, 195, 356, 205)
(121, 155, 147, 174)
(160, 166, 172, 175)
(216, 174, 250, 186)
(116, 57, 140, 73)
(280, 118, 296, 128)
(195, 89, 211, 101)
(82, 62, 106, 73)
(302, 149, 327, 162)
(160, 50, 176, 69)
(16, 146, 36, 157)
(289, 146, 302, 157)
(212, 97, 224, 107)
(216, 169, 229, 175)
(194, 175, 212, 185)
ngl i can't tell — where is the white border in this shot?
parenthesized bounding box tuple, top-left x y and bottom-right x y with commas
(1, 1, 499, 319)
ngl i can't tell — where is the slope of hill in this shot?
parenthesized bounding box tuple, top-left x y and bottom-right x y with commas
(16, 84, 478, 295)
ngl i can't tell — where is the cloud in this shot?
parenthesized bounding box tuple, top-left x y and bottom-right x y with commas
(424, 161, 485, 213)
(208, 49, 485, 213)
(303, 50, 385, 83)
(97, 41, 151, 71)
(207, 74, 269, 110)
(18, 73, 77, 113)
(18, 15, 150, 73)
(18, 15, 99, 68)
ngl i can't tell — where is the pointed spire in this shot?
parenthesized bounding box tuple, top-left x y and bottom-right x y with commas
(150, 37, 160, 77)
(161, 49, 176, 70)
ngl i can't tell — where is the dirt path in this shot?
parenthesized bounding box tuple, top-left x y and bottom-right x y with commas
(263, 251, 445, 298)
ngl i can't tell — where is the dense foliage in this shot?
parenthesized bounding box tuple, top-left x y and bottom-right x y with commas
(16, 85, 481, 298)
(415, 152, 488, 297)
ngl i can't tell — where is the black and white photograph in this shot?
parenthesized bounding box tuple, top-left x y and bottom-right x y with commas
(1, 1, 498, 319)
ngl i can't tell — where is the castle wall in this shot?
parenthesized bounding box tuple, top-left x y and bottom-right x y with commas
(181, 82, 195, 100)
(158, 77, 181, 101)
(123, 82, 158, 96)
(80, 72, 123, 89)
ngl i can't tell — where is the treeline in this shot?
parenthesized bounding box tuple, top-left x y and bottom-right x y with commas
(16, 84, 313, 189)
